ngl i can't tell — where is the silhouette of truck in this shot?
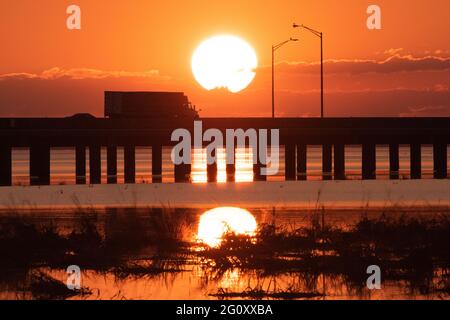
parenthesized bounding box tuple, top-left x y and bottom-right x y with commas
(104, 91, 198, 119)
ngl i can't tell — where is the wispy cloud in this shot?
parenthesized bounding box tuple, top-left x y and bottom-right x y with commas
(399, 105, 448, 117)
(383, 48, 404, 55)
(0, 67, 166, 81)
(272, 54, 450, 75)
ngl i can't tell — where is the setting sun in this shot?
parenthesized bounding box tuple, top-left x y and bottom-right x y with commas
(191, 35, 258, 93)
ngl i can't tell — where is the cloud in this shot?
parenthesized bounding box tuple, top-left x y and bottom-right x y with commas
(0, 67, 166, 81)
(0, 67, 177, 117)
(383, 48, 404, 55)
(275, 88, 450, 117)
(399, 105, 448, 117)
(273, 54, 450, 75)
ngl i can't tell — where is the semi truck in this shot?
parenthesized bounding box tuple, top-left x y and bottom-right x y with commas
(104, 91, 199, 119)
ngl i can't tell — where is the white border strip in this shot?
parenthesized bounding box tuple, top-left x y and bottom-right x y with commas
(0, 180, 450, 211)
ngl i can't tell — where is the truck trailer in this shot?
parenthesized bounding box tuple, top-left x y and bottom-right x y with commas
(104, 91, 198, 119)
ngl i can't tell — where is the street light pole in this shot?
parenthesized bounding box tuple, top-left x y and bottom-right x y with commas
(293, 23, 324, 118)
(272, 38, 298, 119)
(272, 45, 275, 119)
(320, 33, 323, 118)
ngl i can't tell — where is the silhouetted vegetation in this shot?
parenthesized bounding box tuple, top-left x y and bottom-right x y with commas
(210, 286, 322, 299)
(198, 211, 450, 297)
(28, 271, 91, 300)
(0, 208, 193, 299)
(1, 207, 450, 299)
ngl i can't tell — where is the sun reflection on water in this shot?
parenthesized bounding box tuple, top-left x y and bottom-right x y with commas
(191, 148, 254, 183)
(197, 207, 257, 248)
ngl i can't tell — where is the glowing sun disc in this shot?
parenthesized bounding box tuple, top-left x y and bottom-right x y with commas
(191, 35, 258, 93)
(197, 207, 257, 247)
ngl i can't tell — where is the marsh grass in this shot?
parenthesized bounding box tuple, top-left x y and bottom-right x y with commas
(0, 207, 193, 277)
(198, 210, 450, 295)
(112, 258, 187, 279)
(210, 286, 322, 299)
(28, 271, 91, 300)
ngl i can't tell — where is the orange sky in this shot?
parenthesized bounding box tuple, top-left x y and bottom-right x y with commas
(0, 0, 449, 117)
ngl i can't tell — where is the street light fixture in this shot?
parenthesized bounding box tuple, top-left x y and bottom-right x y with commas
(293, 23, 324, 118)
(272, 38, 298, 119)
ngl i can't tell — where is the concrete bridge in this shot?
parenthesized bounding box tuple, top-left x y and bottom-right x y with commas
(0, 117, 448, 186)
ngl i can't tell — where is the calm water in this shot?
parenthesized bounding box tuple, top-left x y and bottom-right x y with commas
(10, 145, 450, 185)
(0, 207, 449, 300)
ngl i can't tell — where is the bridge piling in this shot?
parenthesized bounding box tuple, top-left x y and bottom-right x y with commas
(389, 144, 400, 180)
(174, 147, 191, 183)
(285, 144, 296, 181)
(75, 146, 86, 184)
(362, 143, 376, 180)
(207, 149, 218, 183)
(253, 146, 266, 181)
(0, 146, 12, 186)
(334, 144, 345, 180)
(433, 142, 447, 179)
(410, 144, 422, 179)
(296, 144, 307, 181)
(151, 145, 162, 183)
(322, 144, 332, 180)
(89, 145, 101, 184)
(30, 144, 50, 186)
(226, 147, 236, 182)
(124, 145, 136, 184)
(253, 163, 266, 181)
(106, 146, 117, 184)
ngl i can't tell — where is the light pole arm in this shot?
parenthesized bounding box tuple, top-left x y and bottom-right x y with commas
(300, 24, 322, 38)
(273, 39, 296, 51)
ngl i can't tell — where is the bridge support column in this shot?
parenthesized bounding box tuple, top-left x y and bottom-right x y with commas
(322, 144, 332, 181)
(174, 147, 191, 183)
(124, 145, 136, 184)
(285, 144, 296, 181)
(207, 149, 218, 183)
(175, 163, 191, 183)
(30, 144, 50, 185)
(253, 145, 266, 181)
(226, 147, 236, 182)
(89, 145, 101, 184)
(152, 144, 162, 183)
(362, 143, 376, 180)
(433, 142, 447, 179)
(296, 144, 307, 181)
(389, 144, 400, 180)
(0, 146, 12, 186)
(75, 146, 86, 184)
(107, 146, 117, 184)
(334, 144, 345, 180)
(207, 163, 217, 182)
(410, 143, 422, 179)
(253, 163, 266, 181)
